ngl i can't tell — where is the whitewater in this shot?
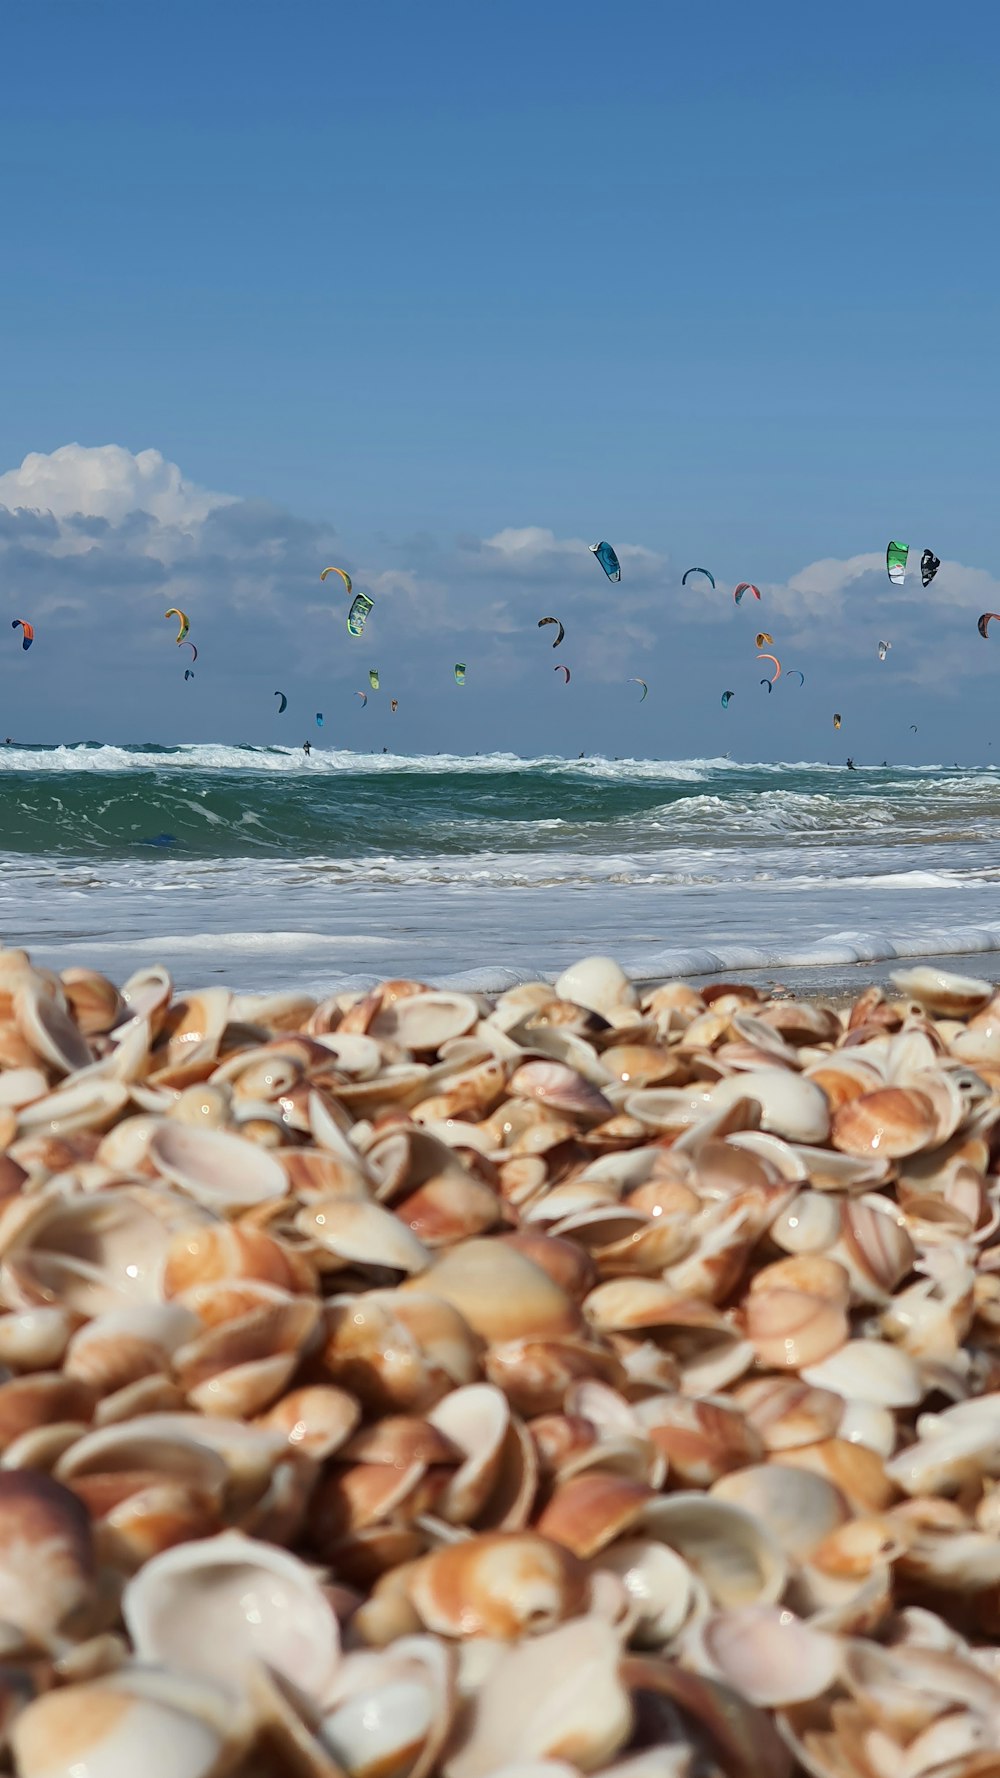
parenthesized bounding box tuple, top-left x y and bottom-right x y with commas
(4, 744, 1000, 992)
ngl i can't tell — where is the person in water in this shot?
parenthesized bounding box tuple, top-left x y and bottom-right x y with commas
(302, 740, 312, 756)
(846, 757, 857, 770)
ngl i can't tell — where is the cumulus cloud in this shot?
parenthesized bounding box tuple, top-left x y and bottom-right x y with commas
(0, 444, 232, 528)
(0, 442, 996, 746)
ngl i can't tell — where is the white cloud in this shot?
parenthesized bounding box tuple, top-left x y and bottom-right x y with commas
(0, 444, 232, 528)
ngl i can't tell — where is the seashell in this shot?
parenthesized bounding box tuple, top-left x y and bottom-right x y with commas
(11, 1668, 249, 1778)
(0, 1304, 79, 1372)
(709, 1069, 830, 1143)
(800, 1339, 923, 1407)
(836, 1399, 897, 1458)
(692, 1605, 843, 1706)
(890, 966, 993, 1017)
(772, 1438, 897, 1514)
(711, 1464, 850, 1560)
(403, 1240, 579, 1343)
(17, 1074, 129, 1137)
(555, 957, 637, 1021)
(64, 1302, 201, 1394)
(161, 986, 232, 1064)
(444, 1613, 633, 1778)
(600, 1044, 681, 1088)
(594, 1536, 701, 1647)
(0, 1067, 48, 1111)
(256, 1383, 360, 1458)
(732, 1378, 845, 1452)
(123, 1528, 341, 1707)
(408, 1531, 589, 1639)
(148, 1121, 288, 1212)
(769, 1191, 842, 1255)
(319, 1634, 456, 1778)
(510, 1060, 614, 1125)
(60, 966, 124, 1036)
(0, 1469, 96, 1650)
(297, 1197, 431, 1276)
(371, 990, 480, 1054)
(162, 1220, 316, 1299)
(535, 1472, 654, 1558)
(784, 1143, 893, 1191)
(1, 1188, 202, 1316)
(831, 1086, 938, 1157)
(634, 1493, 787, 1608)
(14, 978, 93, 1076)
(744, 1286, 849, 1371)
(173, 1294, 320, 1418)
(634, 1394, 763, 1489)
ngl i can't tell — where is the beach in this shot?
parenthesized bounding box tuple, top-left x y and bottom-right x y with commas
(1, 939, 1000, 1774)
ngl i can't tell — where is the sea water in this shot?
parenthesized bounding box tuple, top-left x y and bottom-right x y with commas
(4, 745, 1000, 992)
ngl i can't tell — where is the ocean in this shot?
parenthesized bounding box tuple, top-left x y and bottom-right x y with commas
(4, 744, 1000, 994)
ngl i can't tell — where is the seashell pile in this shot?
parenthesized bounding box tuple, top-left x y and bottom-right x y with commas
(2, 950, 1000, 1774)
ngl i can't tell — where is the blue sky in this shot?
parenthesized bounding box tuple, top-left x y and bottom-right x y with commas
(1, 0, 998, 759)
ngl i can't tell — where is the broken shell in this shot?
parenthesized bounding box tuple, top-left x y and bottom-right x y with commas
(123, 1528, 341, 1707)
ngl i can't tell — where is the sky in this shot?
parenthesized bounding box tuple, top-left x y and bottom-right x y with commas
(0, 0, 998, 760)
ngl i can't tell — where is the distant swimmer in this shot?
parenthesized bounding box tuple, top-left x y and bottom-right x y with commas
(3, 738, 12, 745)
(846, 757, 857, 770)
(302, 740, 312, 757)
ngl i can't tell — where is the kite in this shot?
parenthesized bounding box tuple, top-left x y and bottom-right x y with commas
(454, 664, 466, 684)
(755, 633, 773, 648)
(629, 678, 648, 701)
(910, 724, 918, 732)
(756, 653, 781, 683)
(184, 669, 194, 681)
(554, 664, 571, 684)
(180, 641, 197, 663)
(878, 640, 891, 661)
(391, 700, 398, 712)
(320, 566, 353, 595)
(165, 608, 189, 643)
(590, 541, 621, 582)
(760, 679, 772, 694)
(833, 714, 842, 729)
(538, 617, 565, 647)
(786, 670, 804, 686)
(734, 583, 761, 604)
(315, 713, 324, 727)
(356, 691, 367, 707)
(347, 593, 373, 637)
(886, 542, 908, 587)
(978, 613, 1000, 638)
(682, 568, 715, 589)
(721, 690, 734, 708)
(10, 620, 33, 651)
(920, 550, 941, 588)
(274, 692, 287, 713)
(369, 669, 380, 691)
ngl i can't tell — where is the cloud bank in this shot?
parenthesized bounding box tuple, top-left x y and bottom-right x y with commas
(0, 443, 996, 752)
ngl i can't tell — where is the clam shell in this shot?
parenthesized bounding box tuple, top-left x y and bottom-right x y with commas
(148, 1122, 288, 1211)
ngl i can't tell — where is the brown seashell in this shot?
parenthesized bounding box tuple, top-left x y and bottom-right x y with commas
(732, 1378, 844, 1452)
(162, 1222, 317, 1298)
(831, 1087, 938, 1158)
(403, 1239, 580, 1343)
(638, 1395, 763, 1488)
(255, 1384, 361, 1459)
(744, 1288, 849, 1371)
(773, 1438, 898, 1514)
(535, 1471, 654, 1558)
(0, 1372, 97, 1449)
(408, 1531, 589, 1640)
(0, 1469, 96, 1650)
(60, 968, 124, 1037)
(509, 1060, 615, 1125)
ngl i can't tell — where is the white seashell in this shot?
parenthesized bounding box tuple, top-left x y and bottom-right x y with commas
(0, 1068, 48, 1110)
(123, 1529, 341, 1707)
(372, 991, 480, 1053)
(709, 1069, 830, 1143)
(691, 1605, 843, 1705)
(594, 1538, 701, 1646)
(297, 1198, 430, 1275)
(148, 1122, 288, 1212)
(554, 957, 637, 1020)
(801, 1340, 924, 1408)
(17, 1076, 129, 1137)
(837, 1399, 897, 1457)
(15, 979, 93, 1075)
(711, 1465, 849, 1560)
(635, 1494, 787, 1608)
(890, 966, 993, 1016)
(770, 1191, 841, 1255)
